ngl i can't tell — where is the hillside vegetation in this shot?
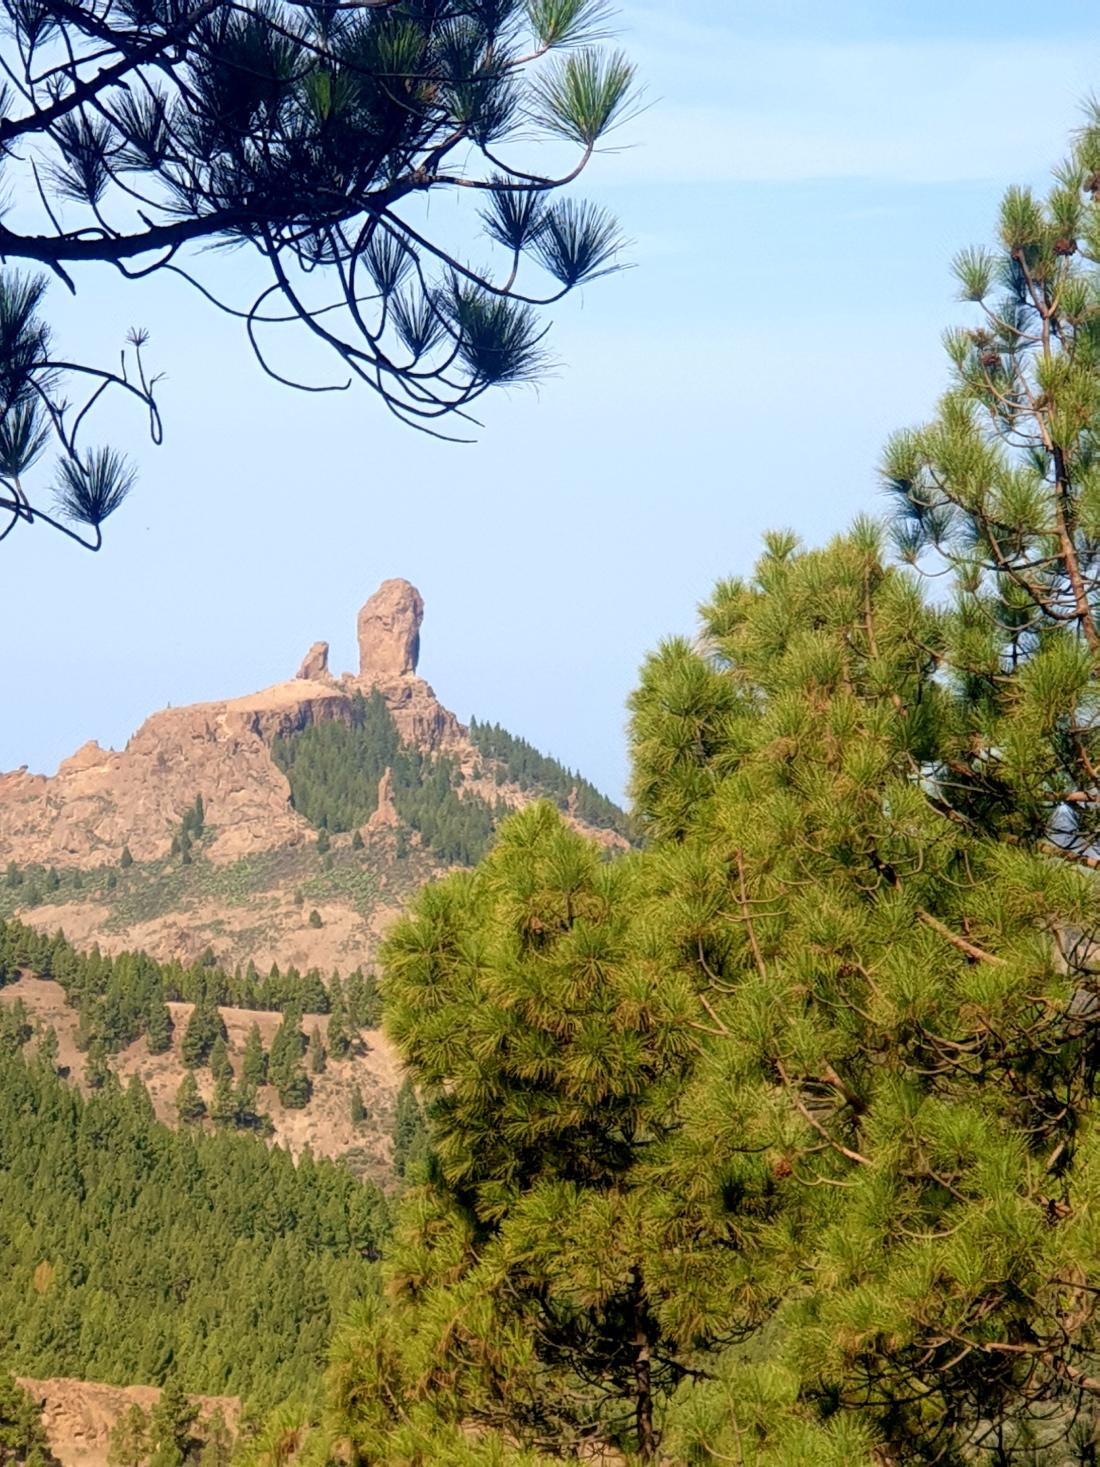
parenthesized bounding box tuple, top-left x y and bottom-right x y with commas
(0, 1040, 386, 1410)
(271, 691, 631, 866)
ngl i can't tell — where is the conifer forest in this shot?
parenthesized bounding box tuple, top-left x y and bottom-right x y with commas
(4, 3, 1100, 1466)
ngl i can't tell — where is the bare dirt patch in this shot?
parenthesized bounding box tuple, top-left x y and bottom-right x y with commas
(0, 977, 402, 1185)
(17, 1377, 239, 1467)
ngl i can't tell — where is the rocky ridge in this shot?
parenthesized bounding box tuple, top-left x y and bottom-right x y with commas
(0, 580, 625, 969)
(0, 579, 462, 870)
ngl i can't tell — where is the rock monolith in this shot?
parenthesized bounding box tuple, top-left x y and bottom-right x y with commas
(357, 579, 423, 682)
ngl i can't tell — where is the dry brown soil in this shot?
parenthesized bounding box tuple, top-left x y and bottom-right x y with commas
(0, 975, 402, 1183)
(16, 1377, 239, 1467)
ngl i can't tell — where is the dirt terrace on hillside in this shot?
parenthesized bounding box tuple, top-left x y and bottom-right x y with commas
(0, 975, 403, 1183)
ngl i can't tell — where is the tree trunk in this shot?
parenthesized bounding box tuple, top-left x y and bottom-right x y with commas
(630, 1265, 657, 1464)
(1053, 446, 1100, 654)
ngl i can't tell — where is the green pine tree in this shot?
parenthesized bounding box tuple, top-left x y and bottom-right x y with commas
(338, 806, 694, 1462)
(268, 1012, 311, 1109)
(197, 1409, 230, 1467)
(0, 1372, 61, 1467)
(240, 1024, 267, 1088)
(147, 1379, 197, 1467)
(208, 1034, 232, 1084)
(209, 1071, 235, 1127)
(144, 996, 173, 1056)
(107, 1405, 149, 1467)
(84, 1037, 109, 1090)
(308, 1028, 325, 1074)
(180, 1001, 225, 1069)
(174, 1071, 205, 1125)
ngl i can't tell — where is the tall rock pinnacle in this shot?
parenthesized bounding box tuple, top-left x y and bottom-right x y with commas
(357, 579, 424, 682)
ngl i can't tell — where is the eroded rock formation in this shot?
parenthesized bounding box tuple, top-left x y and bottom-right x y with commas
(357, 578, 423, 682)
(0, 580, 456, 870)
(296, 641, 330, 681)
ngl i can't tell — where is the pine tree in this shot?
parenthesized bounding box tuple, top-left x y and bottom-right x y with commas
(120, 847, 134, 870)
(107, 1405, 149, 1467)
(233, 1073, 264, 1132)
(241, 1025, 268, 1088)
(0, 1371, 61, 1467)
(308, 1028, 325, 1075)
(209, 1071, 235, 1127)
(346, 970, 382, 1029)
(197, 1409, 230, 1467)
(148, 1380, 197, 1467)
(208, 1034, 232, 1084)
(84, 1038, 109, 1090)
(180, 1001, 225, 1069)
(145, 996, 173, 1056)
(326, 997, 352, 1061)
(349, 1087, 367, 1128)
(390, 1079, 424, 1182)
(331, 519, 1100, 1459)
(175, 1072, 205, 1126)
(268, 1012, 311, 1109)
(342, 806, 696, 1462)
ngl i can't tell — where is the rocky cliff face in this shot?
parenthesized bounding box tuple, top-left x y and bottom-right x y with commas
(0, 579, 624, 969)
(0, 580, 461, 870)
(357, 578, 424, 681)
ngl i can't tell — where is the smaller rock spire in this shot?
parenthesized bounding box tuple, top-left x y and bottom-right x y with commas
(296, 641, 330, 681)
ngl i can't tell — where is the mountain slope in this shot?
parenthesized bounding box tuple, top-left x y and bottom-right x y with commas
(0, 579, 629, 969)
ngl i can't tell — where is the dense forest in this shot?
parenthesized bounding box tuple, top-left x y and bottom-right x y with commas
(0, 1040, 386, 1409)
(271, 691, 630, 867)
(468, 718, 633, 838)
(271, 691, 506, 865)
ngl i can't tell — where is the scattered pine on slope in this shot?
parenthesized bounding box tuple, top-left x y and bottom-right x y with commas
(271, 691, 505, 865)
(0, 920, 380, 1059)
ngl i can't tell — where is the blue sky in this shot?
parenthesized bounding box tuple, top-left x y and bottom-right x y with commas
(3, 2, 1100, 802)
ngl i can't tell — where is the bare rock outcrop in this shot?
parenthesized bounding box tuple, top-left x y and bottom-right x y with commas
(296, 641, 330, 681)
(0, 581, 462, 872)
(17, 1377, 239, 1467)
(0, 576, 632, 968)
(357, 578, 423, 682)
(365, 767, 400, 834)
(0, 682, 351, 868)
